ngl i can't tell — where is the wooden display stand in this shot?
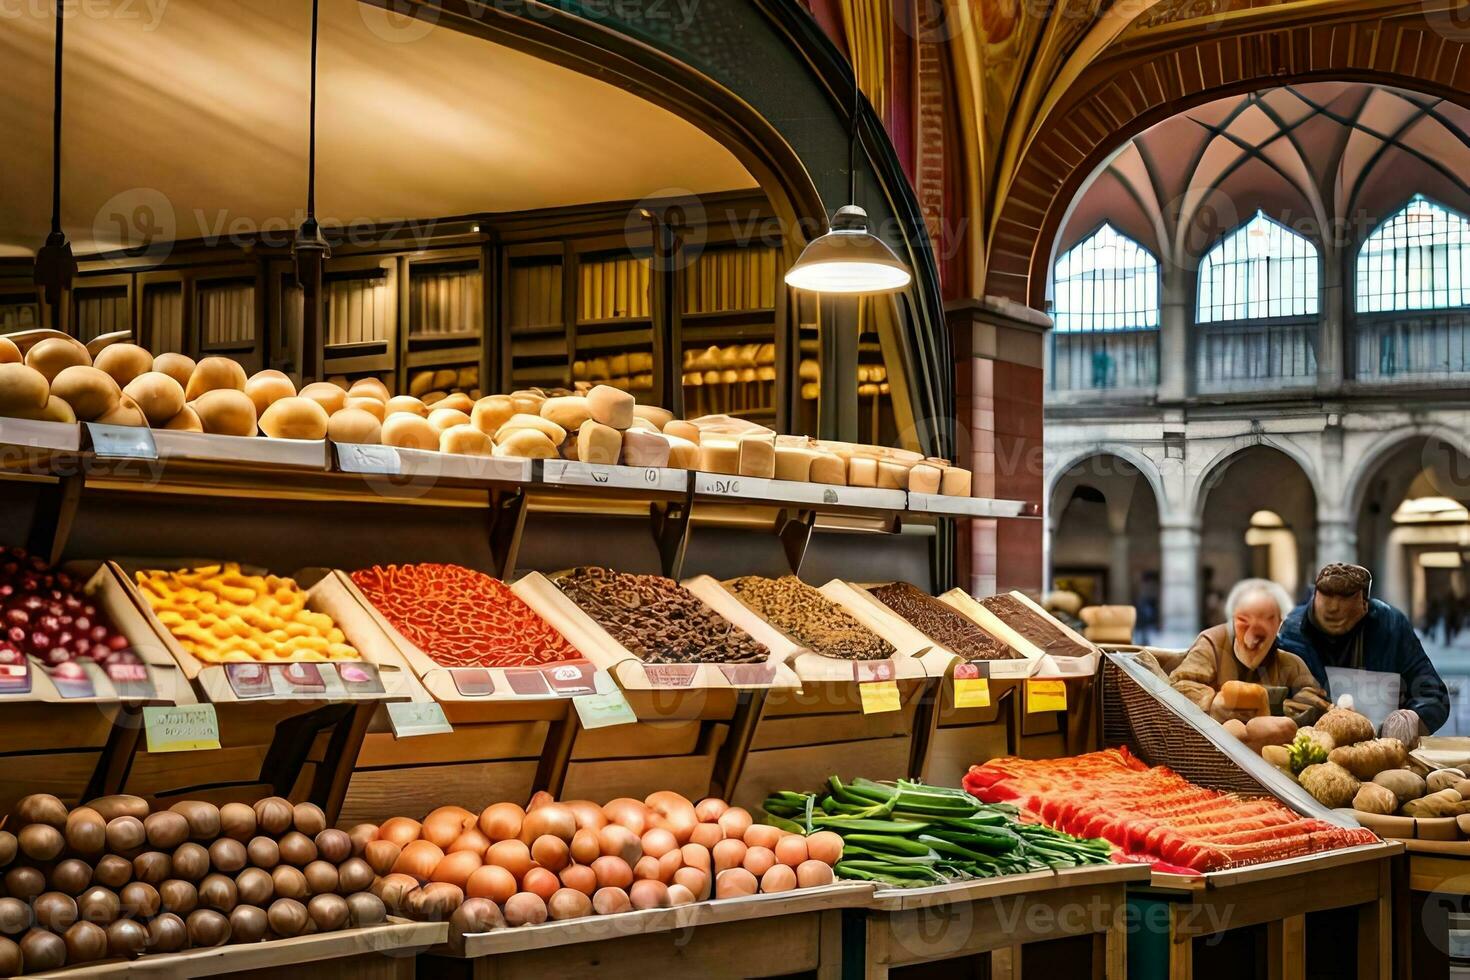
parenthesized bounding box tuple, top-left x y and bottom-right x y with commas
(1399, 838, 1470, 979)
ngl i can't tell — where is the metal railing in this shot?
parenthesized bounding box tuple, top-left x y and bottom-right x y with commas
(1049, 328, 1159, 392)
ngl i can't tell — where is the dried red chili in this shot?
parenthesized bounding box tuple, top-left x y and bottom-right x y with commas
(350, 563, 581, 668)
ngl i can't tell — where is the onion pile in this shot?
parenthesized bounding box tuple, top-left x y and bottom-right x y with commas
(0, 546, 140, 682)
(351, 791, 843, 955)
(0, 794, 387, 974)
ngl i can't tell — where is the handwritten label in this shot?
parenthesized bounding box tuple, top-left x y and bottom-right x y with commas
(573, 688, 638, 730)
(339, 443, 401, 475)
(143, 704, 221, 753)
(643, 664, 698, 688)
(954, 677, 991, 709)
(1026, 679, 1068, 713)
(387, 700, 453, 739)
(859, 680, 902, 714)
(87, 423, 158, 460)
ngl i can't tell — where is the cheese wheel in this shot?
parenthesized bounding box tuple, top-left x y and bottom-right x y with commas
(344, 396, 386, 421)
(0, 363, 52, 416)
(738, 436, 776, 479)
(440, 424, 494, 456)
(437, 392, 475, 415)
(877, 460, 912, 491)
(621, 429, 671, 468)
(93, 343, 153, 387)
(665, 435, 699, 470)
(152, 353, 196, 389)
(385, 396, 428, 418)
(163, 405, 203, 432)
(245, 371, 297, 417)
(347, 378, 390, 402)
(541, 396, 592, 432)
(494, 428, 558, 459)
(299, 382, 348, 416)
(847, 457, 878, 488)
(0, 337, 20, 364)
(185, 356, 248, 400)
(124, 372, 186, 426)
(633, 405, 674, 430)
(428, 408, 472, 434)
(908, 463, 942, 494)
(495, 414, 566, 445)
(940, 467, 972, 496)
(773, 447, 815, 483)
(96, 394, 147, 427)
(699, 438, 739, 475)
(587, 385, 634, 430)
(472, 396, 515, 436)
(51, 366, 122, 422)
(194, 389, 258, 436)
(259, 396, 330, 440)
(25, 337, 90, 383)
(576, 421, 622, 465)
(381, 414, 438, 451)
(663, 420, 700, 444)
(326, 407, 381, 445)
(809, 453, 846, 486)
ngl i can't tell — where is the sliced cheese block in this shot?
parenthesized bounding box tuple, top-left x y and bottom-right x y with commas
(773, 446, 816, 483)
(877, 459, 912, 491)
(909, 463, 943, 494)
(540, 395, 592, 431)
(621, 428, 671, 468)
(494, 428, 559, 459)
(495, 413, 567, 445)
(664, 420, 700, 444)
(576, 420, 622, 465)
(633, 405, 674, 429)
(699, 438, 740, 475)
(809, 453, 846, 485)
(440, 424, 494, 456)
(587, 384, 634, 430)
(665, 435, 699, 470)
(848, 456, 879, 488)
(738, 435, 776, 479)
(941, 467, 973, 496)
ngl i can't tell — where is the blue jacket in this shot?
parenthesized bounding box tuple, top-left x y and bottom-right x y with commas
(1278, 596, 1449, 734)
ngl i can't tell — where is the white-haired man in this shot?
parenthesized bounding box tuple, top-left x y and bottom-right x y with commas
(1169, 578, 1330, 725)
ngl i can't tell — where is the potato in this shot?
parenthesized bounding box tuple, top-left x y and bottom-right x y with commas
(1372, 769, 1426, 806)
(1352, 783, 1397, 815)
(1428, 769, 1463, 793)
(26, 337, 89, 382)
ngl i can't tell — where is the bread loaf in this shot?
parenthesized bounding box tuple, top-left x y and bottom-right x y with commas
(16, 395, 76, 424)
(152, 353, 196, 389)
(909, 463, 942, 494)
(738, 436, 776, 479)
(494, 428, 558, 459)
(185, 357, 247, 401)
(163, 405, 203, 432)
(1219, 680, 1270, 716)
(440, 424, 494, 456)
(385, 395, 428, 417)
(326, 407, 381, 444)
(244, 371, 296, 417)
(194, 389, 257, 437)
(344, 396, 385, 421)
(665, 434, 699, 470)
(472, 395, 515, 434)
(259, 396, 330, 440)
(809, 453, 846, 486)
(299, 382, 348, 416)
(436, 392, 475, 415)
(0, 363, 50, 415)
(941, 467, 972, 497)
(0, 336, 20, 364)
(576, 421, 622, 465)
(25, 337, 90, 383)
(877, 460, 912, 491)
(347, 377, 390, 402)
(663, 420, 700, 444)
(124, 372, 186, 427)
(587, 385, 634, 430)
(621, 429, 671, 468)
(428, 408, 472, 434)
(51, 366, 121, 421)
(495, 414, 566, 445)
(540, 396, 592, 431)
(633, 405, 674, 430)
(432, 369, 458, 391)
(510, 390, 545, 415)
(93, 343, 153, 387)
(408, 371, 435, 398)
(96, 393, 147, 427)
(381, 414, 438, 451)
(627, 417, 659, 432)
(848, 456, 878, 487)
(773, 446, 816, 483)
(700, 438, 740, 474)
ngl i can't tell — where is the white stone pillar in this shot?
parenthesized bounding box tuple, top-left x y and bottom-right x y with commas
(1160, 519, 1201, 646)
(1108, 527, 1131, 605)
(1157, 264, 1190, 402)
(1317, 515, 1357, 570)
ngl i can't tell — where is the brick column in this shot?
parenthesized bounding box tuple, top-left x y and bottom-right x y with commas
(948, 297, 1049, 597)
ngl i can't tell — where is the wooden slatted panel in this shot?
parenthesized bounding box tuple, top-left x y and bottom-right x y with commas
(508, 261, 563, 332)
(326, 274, 393, 347)
(73, 287, 130, 342)
(410, 263, 482, 338)
(579, 255, 650, 322)
(199, 279, 256, 349)
(682, 246, 778, 314)
(0, 753, 102, 812)
(142, 282, 185, 354)
(340, 761, 537, 826)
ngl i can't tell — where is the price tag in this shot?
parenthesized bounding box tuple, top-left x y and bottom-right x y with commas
(954, 677, 991, 709)
(86, 423, 158, 460)
(143, 704, 221, 753)
(573, 688, 637, 730)
(1026, 679, 1068, 713)
(339, 443, 401, 475)
(387, 700, 453, 738)
(859, 680, 902, 714)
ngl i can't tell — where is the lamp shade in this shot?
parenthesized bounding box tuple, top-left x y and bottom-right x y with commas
(784, 205, 913, 294)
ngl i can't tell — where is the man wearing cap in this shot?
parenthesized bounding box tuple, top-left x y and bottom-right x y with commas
(1278, 562, 1450, 734)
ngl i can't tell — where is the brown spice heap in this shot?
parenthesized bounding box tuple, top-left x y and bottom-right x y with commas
(979, 593, 1094, 657)
(553, 566, 767, 664)
(726, 575, 894, 661)
(868, 582, 1020, 661)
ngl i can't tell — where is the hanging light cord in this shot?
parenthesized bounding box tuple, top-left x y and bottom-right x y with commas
(306, 0, 320, 222)
(848, 54, 859, 206)
(49, 0, 64, 237)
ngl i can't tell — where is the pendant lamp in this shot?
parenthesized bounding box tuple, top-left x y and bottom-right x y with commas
(784, 60, 912, 294)
(34, 0, 78, 321)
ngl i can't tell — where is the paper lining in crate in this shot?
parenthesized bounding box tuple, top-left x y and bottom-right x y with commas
(332, 569, 599, 702)
(853, 583, 1038, 681)
(0, 562, 192, 706)
(797, 580, 942, 681)
(510, 571, 800, 692)
(941, 589, 1098, 677)
(110, 559, 420, 704)
(933, 591, 1041, 679)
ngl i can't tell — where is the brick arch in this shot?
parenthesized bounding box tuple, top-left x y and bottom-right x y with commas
(986, 16, 1470, 308)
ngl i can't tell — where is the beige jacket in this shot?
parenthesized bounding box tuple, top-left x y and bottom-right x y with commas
(1169, 624, 1329, 723)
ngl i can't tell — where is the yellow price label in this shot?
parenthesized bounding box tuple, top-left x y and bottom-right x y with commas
(1026, 679, 1068, 713)
(954, 677, 991, 709)
(859, 680, 902, 714)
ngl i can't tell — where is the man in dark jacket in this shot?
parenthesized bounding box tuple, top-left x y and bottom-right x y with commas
(1278, 563, 1450, 734)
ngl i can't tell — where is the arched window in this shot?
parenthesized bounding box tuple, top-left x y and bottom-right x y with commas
(1357, 195, 1470, 312)
(1197, 212, 1319, 323)
(1052, 224, 1159, 333)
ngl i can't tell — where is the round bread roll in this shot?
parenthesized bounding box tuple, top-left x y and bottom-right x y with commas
(185, 357, 247, 401)
(439, 424, 493, 456)
(343, 396, 385, 421)
(96, 394, 147, 428)
(26, 337, 90, 383)
(471, 396, 515, 436)
(540, 396, 592, 432)
(427, 408, 471, 434)
(347, 378, 390, 402)
(93, 344, 153, 387)
(436, 392, 475, 415)
(259, 397, 330, 440)
(51, 366, 122, 421)
(0, 363, 52, 415)
(194, 389, 257, 437)
(123, 372, 186, 427)
(299, 382, 347, 416)
(163, 406, 203, 432)
(152, 353, 196, 389)
(494, 414, 566, 445)
(385, 396, 427, 418)
(0, 337, 20, 364)
(17, 396, 77, 425)
(244, 371, 296, 417)
(326, 408, 381, 445)
(493, 428, 558, 459)
(633, 406, 674, 430)
(381, 414, 437, 451)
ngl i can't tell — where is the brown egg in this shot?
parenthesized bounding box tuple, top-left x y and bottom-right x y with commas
(271, 865, 309, 902)
(33, 892, 78, 931)
(279, 831, 318, 867)
(105, 917, 148, 958)
(712, 838, 747, 874)
(558, 865, 597, 897)
(0, 897, 30, 935)
(3, 867, 44, 902)
(448, 827, 490, 855)
(447, 897, 502, 955)
(337, 857, 374, 895)
(742, 846, 777, 878)
(171, 801, 222, 841)
(715, 868, 758, 899)
(570, 828, 601, 865)
(18, 824, 64, 862)
(105, 815, 145, 855)
(404, 882, 463, 922)
(159, 879, 198, 915)
(348, 823, 379, 856)
(667, 884, 697, 907)
(210, 837, 248, 873)
(590, 856, 633, 890)
(19, 928, 67, 971)
(346, 892, 387, 928)
(547, 887, 592, 921)
(689, 823, 724, 849)
(531, 835, 570, 872)
(248, 835, 280, 869)
(133, 851, 172, 886)
(673, 867, 709, 901)
(13, 794, 67, 828)
(145, 811, 190, 850)
(307, 894, 349, 932)
(63, 807, 107, 856)
(364, 839, 400, 876)
(804, 831, 844, 866)
(392, 840, 444, 883)
(430, 850, 482, 890)
(597, 825, 642, 865)
(521, 868, 559, 902)
(119, 881, 160, 918)
(314, 828, 351, 864)
(93, 854, 133, 890)
(84, 795, 149, 822)
(629, 879, 670, 910)
(148, 912, 188, 952)
(229, 904, 270, 943)
(796, 859, 835, 888)
(268, 898, 309, 938)
(0, 936, 17, 978)
(49, 858, 93, 896)
(76, 886, 120, 926)
(292, 802, 327, 837)
(502, 892, 547, 927)
(465, 865, 517, 905)
(235, 867, 274, 907)
(0, 830, 14, 866)
(760, 864, 797, 894)
(172, 842, 210, 882)
(774, 834, 809, 868)
(199, 873, 239, 913)
(371, 873, 418, 915)
(304, 860, 339, 896)
(64, 920, 109, 963)
(377, 817, 422, 847)
(592, 886, 631, 916)
(484, 839, 532, 880)
(219, 802, 257, 842)
(253, 797, 294, 836)
(186, 908, 231, 947)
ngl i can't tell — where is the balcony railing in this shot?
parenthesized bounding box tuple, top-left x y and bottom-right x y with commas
(1353, 311, 1470, 382)
(1195, 318, 1317, 391)
(1049, 329, 1159, 392)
